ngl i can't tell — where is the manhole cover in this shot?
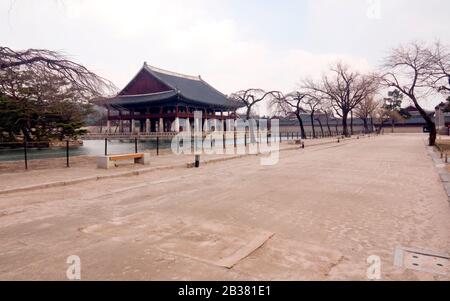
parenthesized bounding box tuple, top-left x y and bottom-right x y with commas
(394, 246, 450, 276)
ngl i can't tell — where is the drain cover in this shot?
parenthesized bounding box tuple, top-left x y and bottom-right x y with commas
(394, 246, 450, 276)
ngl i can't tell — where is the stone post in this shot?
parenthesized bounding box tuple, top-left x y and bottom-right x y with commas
(174, 117, 180, 132)
(186, 118, 191, 132)
(159, 118, 164, 132)
(106, 120, 111, 134)
(119, 120, 124, 133)
(131, 119, 135, 134)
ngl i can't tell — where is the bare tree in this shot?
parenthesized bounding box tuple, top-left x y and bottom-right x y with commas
(0, 46, 116, 98)
(355, 97, 380, 133)
(382, 43, 438, 145)
(428, 42, 450, 93)
(322, 105, 334, 136)
(270, 91, 307, 139)
(229, 89, 278, 143)
(229, 89, 277, 120)
(0, 46, 116, 141)
(304, 62, 379, 137)
(350, 110, 354, 135)
(303, 94, 322, 138)
(374, 104, 406, 135)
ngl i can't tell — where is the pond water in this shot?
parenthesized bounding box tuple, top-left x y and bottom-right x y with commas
(0, 135, 287, 162)
(0, 139, 174, 162)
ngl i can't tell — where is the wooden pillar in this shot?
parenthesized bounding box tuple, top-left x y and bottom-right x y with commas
(118, 110, 123, 133)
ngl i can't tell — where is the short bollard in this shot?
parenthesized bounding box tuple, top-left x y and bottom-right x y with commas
(24, 139, 28, 170)
(156, 136, 160, 156)
(195, 155, 200, 168)
(66, 140, 70, 168)
(302, 142, 305, 149)
(338, 138, 340, 143)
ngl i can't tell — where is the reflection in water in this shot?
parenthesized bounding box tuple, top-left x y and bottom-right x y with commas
(0, 139, 173, 162)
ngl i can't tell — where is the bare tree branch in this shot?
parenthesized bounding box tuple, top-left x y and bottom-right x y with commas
(229, 89, 278, 119)
(303, 61, 380, 136)
(381, 42, 438, 145)
(0, 46, 117, 99)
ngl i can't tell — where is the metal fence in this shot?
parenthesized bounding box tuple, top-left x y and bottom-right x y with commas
(0, 131, 362, 170)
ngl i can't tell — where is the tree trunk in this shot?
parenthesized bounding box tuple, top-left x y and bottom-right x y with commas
(377, 119, 389, 134)
(342, 111, 349, 137)
(296, 114, 307, 139)
(429, 123, 437, 146)
(310, 113, 316, 138)
(317, 119, 324, 137)
(350, 111, 354, 135)
(409, 96, 437, 146)
(21, 126, 32, 142)
(325, 114, 332, 136)
(246, 108, 257, 143)
(362, 118, 368, 134)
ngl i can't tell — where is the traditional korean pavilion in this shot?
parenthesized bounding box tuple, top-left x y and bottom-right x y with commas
(103, 62, 242, 134)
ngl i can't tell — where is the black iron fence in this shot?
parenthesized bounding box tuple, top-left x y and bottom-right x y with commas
(0, 140, 71, 170)
(0, 131, 369, 170)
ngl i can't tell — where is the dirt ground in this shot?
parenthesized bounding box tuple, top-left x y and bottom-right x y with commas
(0, 134, 449, 280)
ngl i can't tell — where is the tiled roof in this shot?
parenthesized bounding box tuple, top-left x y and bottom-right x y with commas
(144, 64, 241, 109)
(105, 63, 242, 110)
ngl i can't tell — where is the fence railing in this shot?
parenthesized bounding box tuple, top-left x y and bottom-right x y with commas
(0, 131, 373, 170)
(0, 140, 71, 170)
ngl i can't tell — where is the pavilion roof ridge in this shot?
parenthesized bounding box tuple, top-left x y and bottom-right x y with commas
(144, 62, 201, 81)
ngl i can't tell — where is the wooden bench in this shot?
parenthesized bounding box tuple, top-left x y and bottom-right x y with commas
(97, 153, 150, 169)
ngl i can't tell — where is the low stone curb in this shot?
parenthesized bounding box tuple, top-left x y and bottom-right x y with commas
(0, 163, 187, 196)
(0, 135, 374, 195)
(427, 146, 450, 205)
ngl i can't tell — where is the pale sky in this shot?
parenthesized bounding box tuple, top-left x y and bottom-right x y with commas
(1, 0, 449, 113)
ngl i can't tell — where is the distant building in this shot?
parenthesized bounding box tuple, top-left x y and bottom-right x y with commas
(435, 102, 450, 135)
(101, 63, 242, 134)
(276, 105, 446, 136)
(276, 111, 365, 136)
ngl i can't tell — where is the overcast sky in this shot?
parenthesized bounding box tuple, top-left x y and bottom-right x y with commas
(1, 0, 449, 112)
